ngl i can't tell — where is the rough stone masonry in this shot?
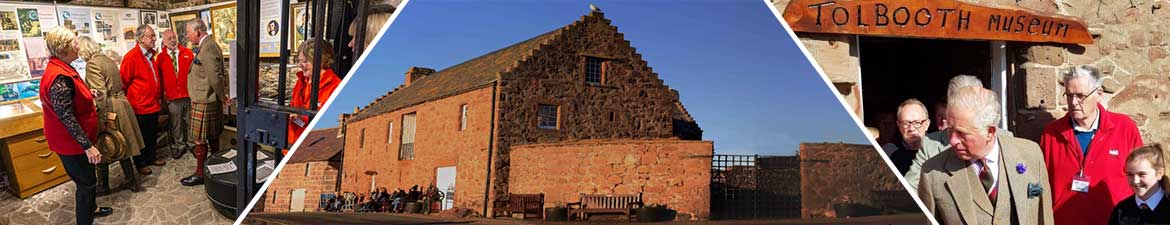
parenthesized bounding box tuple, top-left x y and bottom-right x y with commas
(775, 0, 1170, 147)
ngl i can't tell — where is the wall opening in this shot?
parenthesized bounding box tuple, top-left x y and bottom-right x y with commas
(858, 36, 993, 143)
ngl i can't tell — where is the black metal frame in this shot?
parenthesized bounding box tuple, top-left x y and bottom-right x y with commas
(710, 154, 802, 220)
(234, 0, 370, 218)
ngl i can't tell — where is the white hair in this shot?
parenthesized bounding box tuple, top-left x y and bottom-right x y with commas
(1062, 65, 1103, 90)
(947, 75, 984, 98)
(187, 20, 208, 33)
(948, 87, 1001, 134)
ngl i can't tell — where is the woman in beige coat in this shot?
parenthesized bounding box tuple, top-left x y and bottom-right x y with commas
(77, 36, 144, 194)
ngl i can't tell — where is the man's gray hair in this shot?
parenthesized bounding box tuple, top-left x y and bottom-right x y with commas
(1062, 65, 1103, 90)
(135, 24, 153, 39)
(947, 75, 984, 98)
(948, 87, 1001, 134)
(897, 98, 928, 118)
(187, 20, 208, 33)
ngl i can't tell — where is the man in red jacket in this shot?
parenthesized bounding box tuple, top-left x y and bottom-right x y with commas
(120, 24, 166, 175)
(1040, 65, 1144, 225)
(155, 29, 195, 160)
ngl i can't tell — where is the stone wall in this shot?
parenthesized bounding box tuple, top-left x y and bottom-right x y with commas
(773, 0, 1170, 146)
(493, 11, 693, 203)
(262, 161, 340, 212)
(1007, 0, 1170, 146)
(340, 86, 494, 212)
(799, 143, 912, 218)
(509, 139, 713, 220)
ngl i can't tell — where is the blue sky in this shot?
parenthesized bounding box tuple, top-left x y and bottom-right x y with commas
(315, 0, 870, 155)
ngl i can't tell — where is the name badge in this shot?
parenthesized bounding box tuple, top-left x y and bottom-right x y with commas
(1071, 175, 1091, 193)
(293, 116, 306, 127)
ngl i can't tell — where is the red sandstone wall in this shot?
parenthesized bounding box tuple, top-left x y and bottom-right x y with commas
(509, 140, 713, 220)
(263, 161, 341, 212)
(798, 143, 913, 218)
(340, 87, 495, 211)
(492, 11, 689, 201)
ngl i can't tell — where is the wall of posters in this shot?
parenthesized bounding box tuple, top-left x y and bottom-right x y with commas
(210, 4, 235, 56)
(0, 1, 251, 101)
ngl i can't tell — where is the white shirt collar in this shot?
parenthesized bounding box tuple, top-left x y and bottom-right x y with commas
(139, 44, 153, 57)
(198, 34, 209, 48)
(970, 137, 1001, 192)
(1073, 110, 1101, 132)
(1137, 188, 1165, 211)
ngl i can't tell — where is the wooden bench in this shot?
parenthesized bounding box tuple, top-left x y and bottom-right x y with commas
(567, 193, 644, 221)
(491, 193, 545, 219)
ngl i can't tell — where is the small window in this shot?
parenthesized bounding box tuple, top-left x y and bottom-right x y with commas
(585, 57, 604, 84)
(359, 128, 366, 148)
(538, 104, 559, 130)
(459, 104, 468, 131)
(386, 121, 394, 144)
(304, 164, 311, 177)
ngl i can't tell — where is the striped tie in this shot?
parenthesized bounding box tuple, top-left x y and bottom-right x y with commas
(977, 159, 997, 205)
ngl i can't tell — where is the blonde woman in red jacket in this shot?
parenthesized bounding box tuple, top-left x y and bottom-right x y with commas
(40, 27, 114, 225)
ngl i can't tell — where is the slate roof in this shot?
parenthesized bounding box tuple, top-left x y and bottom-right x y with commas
(287, 127, 343, 163)
(347, 28, 564, 122)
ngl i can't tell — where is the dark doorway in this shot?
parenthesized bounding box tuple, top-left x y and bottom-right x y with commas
(859, 37, 992, 144)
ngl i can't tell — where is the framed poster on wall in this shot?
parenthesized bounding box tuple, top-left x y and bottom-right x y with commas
(210, 3, 235, 56)
(141, 11, 157, 27)
(169, 12, 198, 48)
(258, 0, 281, 57)
(289, 3, 307, 53)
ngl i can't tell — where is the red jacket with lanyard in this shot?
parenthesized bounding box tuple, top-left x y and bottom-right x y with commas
(39, 57, 99, 156)
(1040, 103, 1144, 225)
(288, 68, 340, 145)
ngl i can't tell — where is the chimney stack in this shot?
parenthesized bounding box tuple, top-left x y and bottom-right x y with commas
(404, 67, 435, 86)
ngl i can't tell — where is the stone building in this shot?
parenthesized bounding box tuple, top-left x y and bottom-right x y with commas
(262, 128, 344, 212)
(339, 10, 713, 219)
(773, 0, 1170, 146)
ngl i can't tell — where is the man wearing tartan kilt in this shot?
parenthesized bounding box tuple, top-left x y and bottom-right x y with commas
(180, 20, 228, 186)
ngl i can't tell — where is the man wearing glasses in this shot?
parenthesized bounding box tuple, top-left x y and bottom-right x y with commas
(887, 98, 930, 175)
(1039, 65, 1144, 225)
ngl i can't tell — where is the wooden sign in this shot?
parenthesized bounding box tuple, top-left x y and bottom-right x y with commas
(782, 0, 1093, 44)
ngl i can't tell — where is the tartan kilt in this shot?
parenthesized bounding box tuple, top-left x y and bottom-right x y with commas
(189, 102, 223, 142)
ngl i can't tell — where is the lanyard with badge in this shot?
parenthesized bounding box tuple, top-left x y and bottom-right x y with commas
(1071, 141, 1091, 193)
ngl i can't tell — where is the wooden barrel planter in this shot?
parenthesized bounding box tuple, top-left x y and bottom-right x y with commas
(403, 202, 421, 213)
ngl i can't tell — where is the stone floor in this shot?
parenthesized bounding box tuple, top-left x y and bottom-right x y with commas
(0, 148, 235, 225)
(242, 212, 929, 225)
